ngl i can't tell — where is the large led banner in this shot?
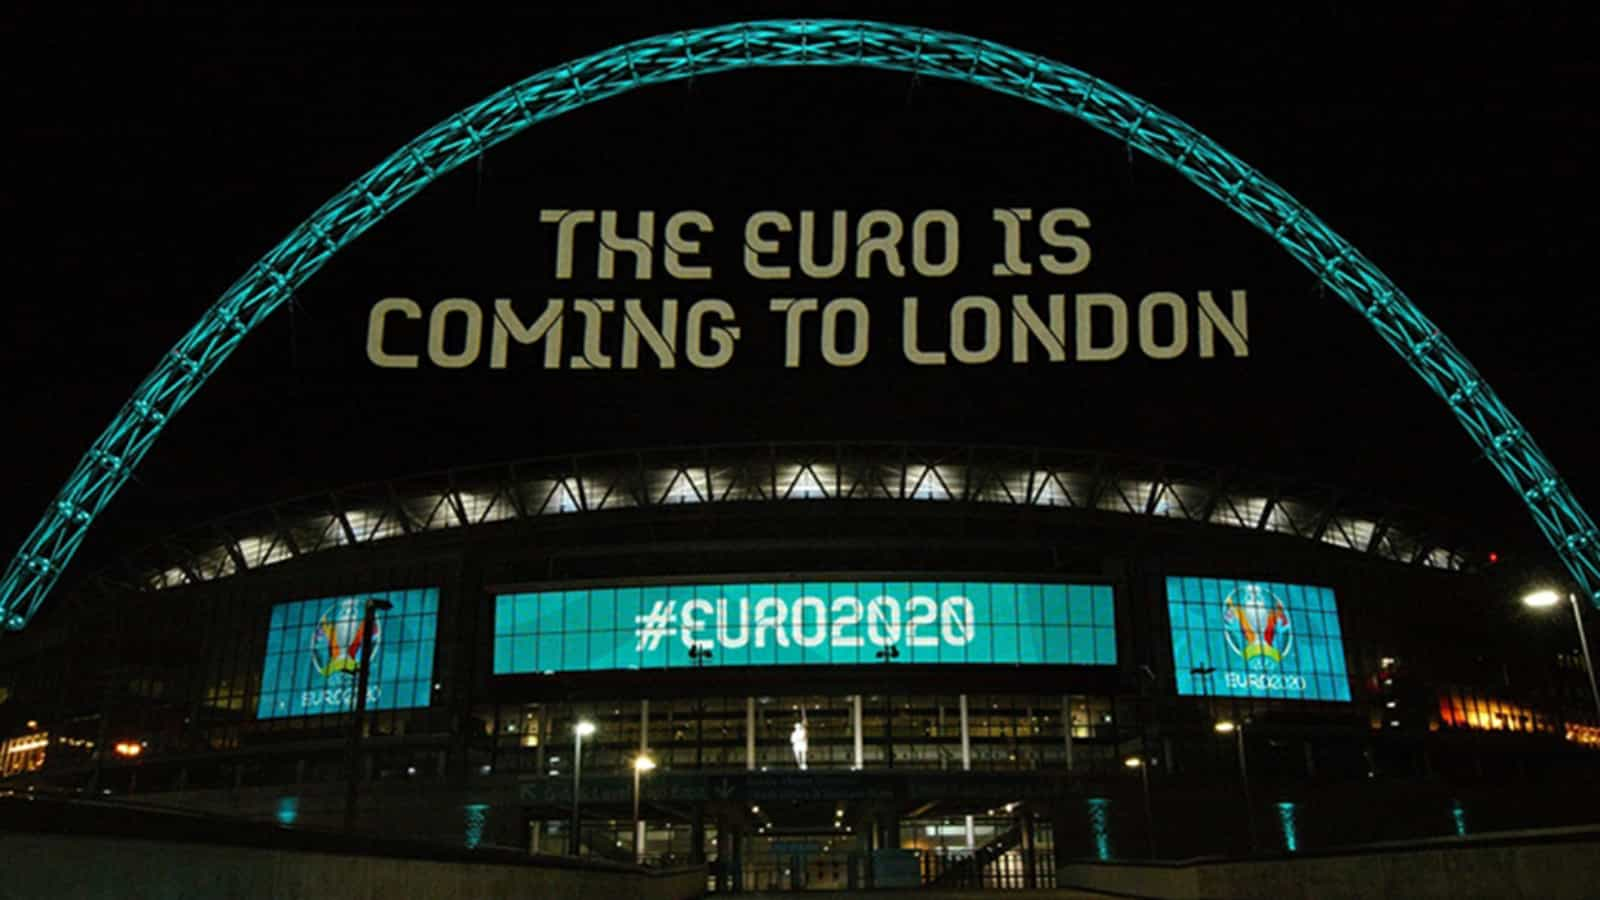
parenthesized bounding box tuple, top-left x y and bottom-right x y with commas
(1167, 576, 1351, 702)
(258, 588, 439, 719)
(493, 580, 1115, 674)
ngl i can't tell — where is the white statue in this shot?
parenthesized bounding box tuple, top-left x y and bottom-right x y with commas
(790, 720, 809, 770)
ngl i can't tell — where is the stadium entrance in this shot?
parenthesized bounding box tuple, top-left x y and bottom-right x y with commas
(520, 767, 1062, 890)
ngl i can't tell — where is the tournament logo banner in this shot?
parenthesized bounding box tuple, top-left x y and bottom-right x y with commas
(257, 588, 439, 719)
(493, 580, 1116, 674)
(1167, 576, 1350, 702)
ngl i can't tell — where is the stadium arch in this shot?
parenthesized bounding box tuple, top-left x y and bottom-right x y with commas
(4, 19, 1595, 629)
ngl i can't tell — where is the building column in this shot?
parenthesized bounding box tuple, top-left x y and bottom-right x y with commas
(852, 695, 864, 770)
(533, 706, 545, 772)
(959, 694, 972, 770)
(1063, 695, 1074, 773)
(716, 819, 736, 892)
(746, 698, 756, 771)
(1021, 809, 1038, 888)
(960, 693, 975, 850)
(879, 808, 901, 849)
(690, 805, 706, 864)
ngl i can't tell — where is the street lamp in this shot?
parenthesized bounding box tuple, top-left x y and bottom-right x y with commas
(1214, 719, 1257, 853)
(343, 596, 393, 833)
(875, 644, 900, 768)
(1523, 590, 1600, 726)
(1124, 756, 1156, 858)
(633, 754, 656, 864)
(570, 719, 596, 855)
(689, 645, 712, 767)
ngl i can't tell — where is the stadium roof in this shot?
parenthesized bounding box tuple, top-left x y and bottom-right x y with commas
(102, 443, 1472, 593)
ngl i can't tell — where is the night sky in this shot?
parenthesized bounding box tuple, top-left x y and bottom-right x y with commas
(6, 6, 1598, 589)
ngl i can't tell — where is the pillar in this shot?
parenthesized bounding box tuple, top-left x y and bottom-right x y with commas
(1063, 694, 1075, 772)
(960, 694, 975, 849)
(852, 695, 864, 770)
(1021, 809, 1038, 888)
(716, 820, 736, 892)
(746, 698, 756, 770)
(691, 805, 706, 864)
(879, 808, 901, 849)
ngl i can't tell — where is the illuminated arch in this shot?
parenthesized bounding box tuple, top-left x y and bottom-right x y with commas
(4, 19, 1595, 628)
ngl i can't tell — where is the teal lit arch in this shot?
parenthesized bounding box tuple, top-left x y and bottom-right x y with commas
(5, 19, 1596, 628)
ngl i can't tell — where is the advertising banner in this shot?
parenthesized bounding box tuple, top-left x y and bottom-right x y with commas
(493, 580, 1114, 674)
(1167, 576, 1350, 701)
(257, 588, 439, 719)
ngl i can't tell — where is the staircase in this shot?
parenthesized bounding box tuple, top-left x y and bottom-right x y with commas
(927, 823, 1024, 888)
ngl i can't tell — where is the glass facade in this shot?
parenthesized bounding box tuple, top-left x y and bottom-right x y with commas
(473, 692, 1132, 777)
(1167, 576, 1351, 702)
(493, 580, 1116, 675)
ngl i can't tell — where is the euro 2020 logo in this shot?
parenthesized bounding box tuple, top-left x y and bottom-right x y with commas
(1222, 583, 1293, 668)
(310, 596, 382, 679)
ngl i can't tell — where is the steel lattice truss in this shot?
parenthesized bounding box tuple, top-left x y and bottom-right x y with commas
(4, 19, 1595, 629)
(113, 443, 1464, 592)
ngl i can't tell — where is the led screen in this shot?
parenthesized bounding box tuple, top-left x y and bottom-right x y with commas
(493, 580, 1116, 674)
(258, 588, 438, 719)
(1167, 576, 1350, 701)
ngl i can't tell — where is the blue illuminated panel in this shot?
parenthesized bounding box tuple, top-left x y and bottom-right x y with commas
(493, 580, 1115, 674)
(257, 588, 438, 718)
(1168, 576, 1350, 701)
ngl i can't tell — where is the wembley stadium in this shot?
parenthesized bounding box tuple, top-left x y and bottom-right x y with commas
(6, 12, 1600, 898)
(2, 441, 1596, 890)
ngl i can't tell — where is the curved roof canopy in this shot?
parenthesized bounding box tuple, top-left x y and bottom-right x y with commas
(119, 443, 1469, 592)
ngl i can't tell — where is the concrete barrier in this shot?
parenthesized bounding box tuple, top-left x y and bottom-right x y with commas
(1057, 825, 1600, 900)
(0, 832, 706, 900)
(0, 794, 704, 900)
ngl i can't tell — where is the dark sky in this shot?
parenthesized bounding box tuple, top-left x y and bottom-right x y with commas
(5, 5, 1599, 585)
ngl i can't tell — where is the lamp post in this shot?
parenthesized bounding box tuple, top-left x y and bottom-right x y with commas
(570, 719, 596, 855)
(689, 645, 712, 767)
(1214, 719, 1256, 853)
(875, 644, 900, 768)
(1523, 590, 1600, 726)
(633, 754, 656, 864)
(343, 597, 392, 833)
(1124, 756, 1156, 858)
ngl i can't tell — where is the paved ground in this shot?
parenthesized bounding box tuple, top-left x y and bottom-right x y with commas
(739, 883, 1126, 890)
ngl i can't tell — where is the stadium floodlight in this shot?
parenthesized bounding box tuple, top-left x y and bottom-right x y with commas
(1521, 590, 1600, 725)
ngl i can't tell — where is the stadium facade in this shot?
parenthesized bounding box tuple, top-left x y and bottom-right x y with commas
(1, 442, 1597, 890)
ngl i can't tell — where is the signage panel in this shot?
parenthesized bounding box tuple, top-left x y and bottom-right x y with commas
(257, 588, 439, 719)
(1167, 576, 1350, 701)
(493, 580, 1115, 674)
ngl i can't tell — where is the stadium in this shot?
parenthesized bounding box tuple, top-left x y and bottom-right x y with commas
(5, 13, 1600, 898)
(3, 441, 1597, 890)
